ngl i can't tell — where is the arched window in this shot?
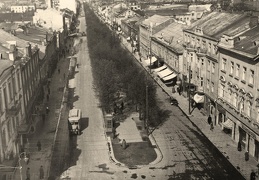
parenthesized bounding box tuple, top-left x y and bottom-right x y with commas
(233, 93, 237, 108)
(239, 97, 244, 113)
(246, 101, 251, 117)
(228, 89, 232, 104)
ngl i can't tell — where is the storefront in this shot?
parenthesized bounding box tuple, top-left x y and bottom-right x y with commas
(216, 104, 226, 126)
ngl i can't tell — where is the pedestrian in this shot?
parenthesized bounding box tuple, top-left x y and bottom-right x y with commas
(250, 170, 256, 180)
(122, 139, 127, 149)
(37, 140, 41, 151)
(26, 167, 30, 180)
(177, 86, 181, 95)
(207, 115, 212, 125)
(48, 87, 50, 95)
(46, 107, 49, 115)
(58, 67, 60, 74)
(121, 101, 124, 111)
(245, 151, 249, 161)
(42, 114, 45, 123)
(237, 141, 242, 151)
(39, 165, 44, 179)
(210, 122, 214, 131)
(46, 94, 49, 102)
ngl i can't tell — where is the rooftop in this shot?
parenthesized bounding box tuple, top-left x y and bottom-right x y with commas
(153, 20, 188, 53)
(233, 26, 259, 56)
(185, 12, 251, 39)
(142, 14, 171, 27)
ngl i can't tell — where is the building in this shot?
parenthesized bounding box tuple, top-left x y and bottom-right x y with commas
(139, 14, 173, 59)
(182, 12, 253, 121)
(217, 18, 259, 160)
(11, 5, 36, 13)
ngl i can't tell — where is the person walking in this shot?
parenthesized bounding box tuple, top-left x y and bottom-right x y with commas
(46, 94, 49, 102)
(37, 140, 41, 151)
(207, 115, 212, 125)
(39, 165, 44, 179)
(26, 167, 30, 180)
(46, 107, 49, 115)
(210, 122, 214, 131)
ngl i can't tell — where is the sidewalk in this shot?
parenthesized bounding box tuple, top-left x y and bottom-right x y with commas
(121, 36, 259, 180)
(13, 50, 71, 180)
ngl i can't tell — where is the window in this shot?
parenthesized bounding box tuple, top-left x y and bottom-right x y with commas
(222, 58, 226, 71)
(233, 93, 237, 108)
(249, 70, 254, 84)
(207, 60, 210, 71)
(208, 43, 211, 53)
(200, 77, 203, 87)
(228, 89, 232, 104)
(242, 67, 246, 80)
(209, 80, 213, 93)
(230, 62, 234, 74)
(8, 81, 13, 101)
(236, 64, 240, 77)
(246, 101, 251, 117)
(212, 63, 215, 73)
(12, 75, 16, 96)
(0, 90, 2, 113)
(3, 86, 8, 108)
(207, 79, 210, 89)
(219, 84, 224, 97)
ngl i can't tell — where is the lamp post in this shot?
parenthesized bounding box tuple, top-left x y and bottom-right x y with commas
(188, 64, 191, 115)
(149, 22, 153, 73)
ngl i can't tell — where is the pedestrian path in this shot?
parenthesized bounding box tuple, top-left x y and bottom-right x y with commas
(12, 46, 72, 180)
(120, 35, 259, 180)
(115, 113, 143, 143)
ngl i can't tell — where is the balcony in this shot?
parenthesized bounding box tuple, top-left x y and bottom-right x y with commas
(6, 101, 21, 116)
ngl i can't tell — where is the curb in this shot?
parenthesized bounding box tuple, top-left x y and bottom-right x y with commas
(148, 133, 163, 165)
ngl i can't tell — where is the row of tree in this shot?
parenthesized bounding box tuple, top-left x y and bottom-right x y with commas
(84, 4, 164, 127)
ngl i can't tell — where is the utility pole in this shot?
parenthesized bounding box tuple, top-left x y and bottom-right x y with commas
(188, 65, 191, 115)
(145, 84, 148, 133)
(149, 23, 153, 73)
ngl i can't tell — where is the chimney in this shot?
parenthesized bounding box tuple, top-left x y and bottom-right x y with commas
(25, 42, 32, 57)
(249, 16, 258, 28)
(9, 44, 17, 61)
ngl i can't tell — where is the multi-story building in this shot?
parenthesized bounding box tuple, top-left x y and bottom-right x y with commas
(217, 20, 259, 160)
(11, 5, 36, 13)
(182, 12, 253, 121)
(0, 45, 24, 166)
(139, 15, 173, 60)
(151, 20, 187, 85)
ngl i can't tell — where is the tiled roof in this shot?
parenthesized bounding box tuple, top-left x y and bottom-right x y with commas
(233, 26, 259, 56)
(153, 21, 188, 53)
(142, 14, 171, 27)
(185, 12, 250, 39)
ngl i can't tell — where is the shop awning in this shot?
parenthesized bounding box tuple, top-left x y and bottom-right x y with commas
(143, 56, 157, 66)
(222, 119, 234, 129)
(193, 93, 204, 103)
(162, 73, 177, 81)
(153, 65, 167, 72)
(157, 68, 173, 78)
(68, 79, 75, 89)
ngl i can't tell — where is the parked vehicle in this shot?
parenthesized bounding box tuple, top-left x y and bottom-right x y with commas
(68, 109, 82, 135)
(170, 97, 178, 106)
